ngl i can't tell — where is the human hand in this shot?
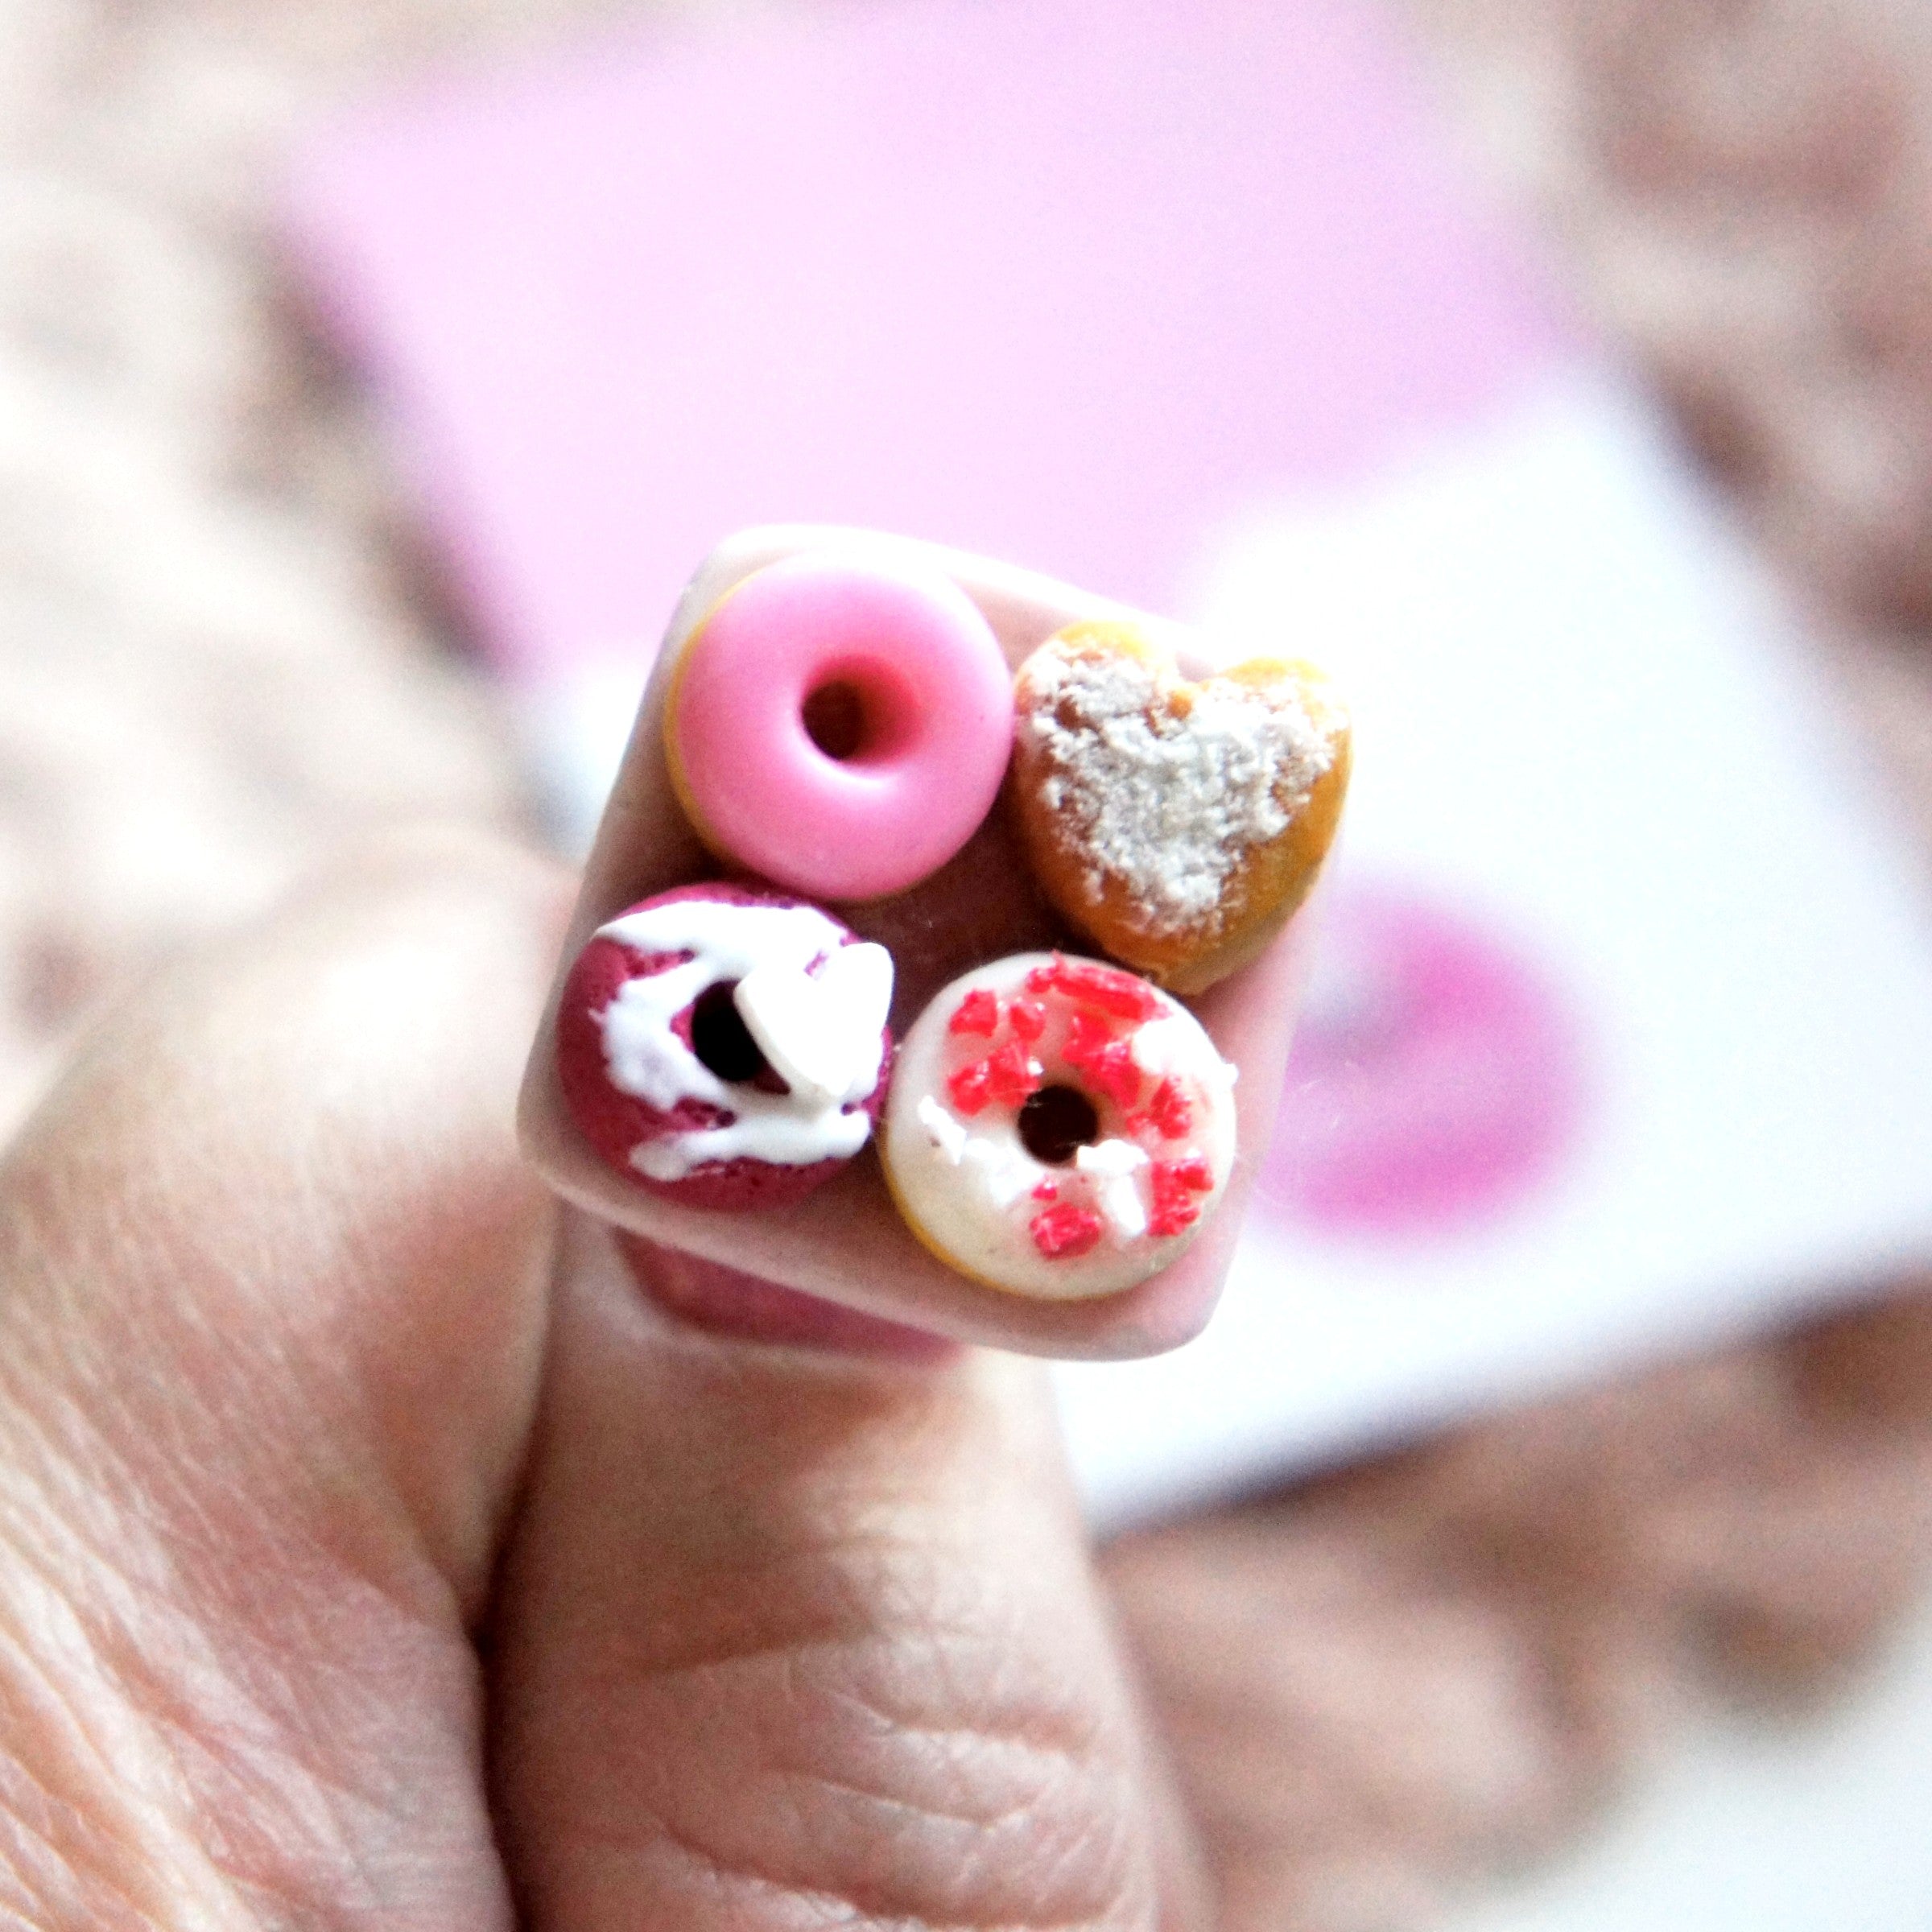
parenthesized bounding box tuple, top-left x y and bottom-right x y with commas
(0, 832, 1208, 1929)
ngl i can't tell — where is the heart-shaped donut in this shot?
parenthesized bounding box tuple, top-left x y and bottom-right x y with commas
(1009, 621, 1351, 993)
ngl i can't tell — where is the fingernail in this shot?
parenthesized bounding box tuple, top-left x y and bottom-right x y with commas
(614, 1232, 960, 1363)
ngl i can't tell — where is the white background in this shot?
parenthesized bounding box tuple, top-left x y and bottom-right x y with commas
(1052, 376, 1932, 1525)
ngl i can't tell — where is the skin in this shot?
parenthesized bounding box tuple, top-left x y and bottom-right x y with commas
(0, 832, 1211, 1931)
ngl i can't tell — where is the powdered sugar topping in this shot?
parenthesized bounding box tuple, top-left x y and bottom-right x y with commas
(1018, 644, 1334, 934)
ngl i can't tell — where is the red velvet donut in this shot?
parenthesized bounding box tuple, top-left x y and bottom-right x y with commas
(557, 882, 894, 1210)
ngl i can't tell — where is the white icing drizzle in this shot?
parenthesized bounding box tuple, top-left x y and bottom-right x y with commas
(1132, 1015, 1238, 1087)
(918, 1094, 969, 1162)
(596, 898, 891, 1182)
(1019, 644, 1334, 935)
(735, 942, 894, 1106)
(1076, 1137, 1151, 1239)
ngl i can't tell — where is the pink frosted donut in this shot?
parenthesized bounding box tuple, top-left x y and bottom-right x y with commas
(557, 883, 894, 1210)
(881, 953, 1237, 1298)
(665, 554, 1013, 901)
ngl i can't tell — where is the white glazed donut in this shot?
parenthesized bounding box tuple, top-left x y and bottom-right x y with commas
(881, 952, 1236, 1299)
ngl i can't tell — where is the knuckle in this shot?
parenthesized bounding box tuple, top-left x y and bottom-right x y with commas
(547, 1568, 1166, 1931)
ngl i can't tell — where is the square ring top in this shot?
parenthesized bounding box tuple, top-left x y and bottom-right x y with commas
(518, 526, 1318, 1360)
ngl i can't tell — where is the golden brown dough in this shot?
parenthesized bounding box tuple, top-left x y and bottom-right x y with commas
(1008, 621, 1352, 994)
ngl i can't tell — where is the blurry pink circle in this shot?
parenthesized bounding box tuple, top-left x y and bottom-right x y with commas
(1258, 881, 1591, 1239)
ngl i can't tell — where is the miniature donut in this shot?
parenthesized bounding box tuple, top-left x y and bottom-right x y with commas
(881, 952, 1237, 1299)
(1009, 620, 1351, 993)
(665, 554, 1013, 902)
(556, 882, 894, 1210)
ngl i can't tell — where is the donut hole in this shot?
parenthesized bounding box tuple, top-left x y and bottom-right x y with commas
(801, 660, 920, 766)
(690, 981, 774, 1086)
(801, 681, 867, 761)
(1018, 1084, 1102, 1166)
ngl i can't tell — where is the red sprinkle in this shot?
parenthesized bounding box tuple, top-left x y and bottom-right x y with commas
(1031, 1179, 1059, 1202)
(983, 1038, 1042, 1108)
(1062, 1010, 1113, 1071)
(1023, 955, 1161, 1023)
(947, 1059, 994, 1115)
(1089, 1043, 1141, 1109)
(951, 1039, 1042, 1115)
(1166, 1154, 1215, 1192)
(1007, 997, 1047, 1043)
(1063, 1011, 1141, 1108)
(1146, 1077, 1192, 1139)
(1147, 1198, 1198, 1239)
(1030, 1203, 1104, 1259)
(1149, 1156, 1215, 1237)
(1023, 959, 1061, 997)
(948, 988, 1001, 1036)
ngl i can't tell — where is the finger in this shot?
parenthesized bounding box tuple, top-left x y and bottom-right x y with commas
(489, 1232, 1211, 1931)
(0, 831, 569, 1927)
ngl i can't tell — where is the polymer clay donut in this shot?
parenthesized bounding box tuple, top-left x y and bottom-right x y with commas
(1010, 620, 1351, 993)
(556, 883, 894, 1210)
(881, 952, 1237, 1299)
(665, 554, 1013, 902)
